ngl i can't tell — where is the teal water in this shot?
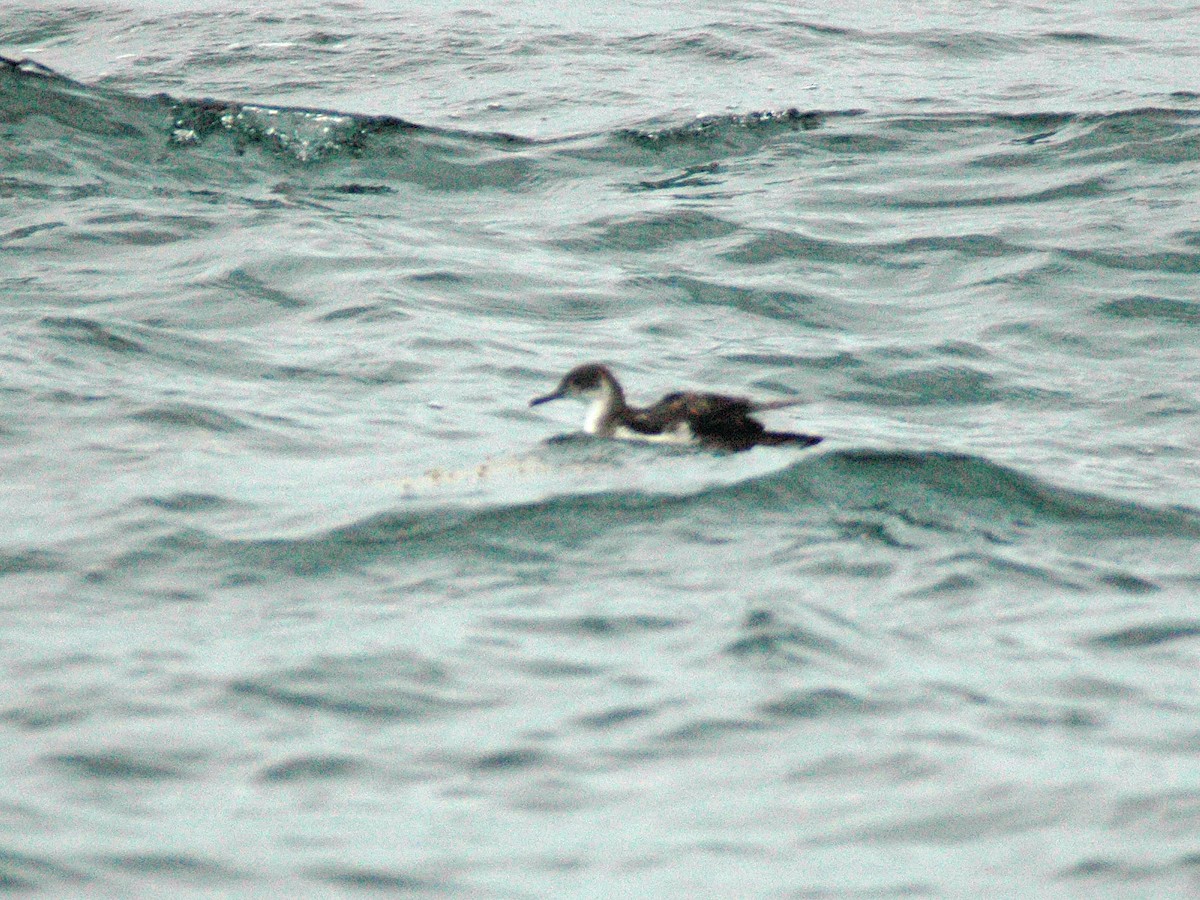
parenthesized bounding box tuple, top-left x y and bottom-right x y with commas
(3, 3, 1200, 896)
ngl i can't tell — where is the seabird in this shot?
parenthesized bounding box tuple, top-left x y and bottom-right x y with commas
(530, 363, 822, 452)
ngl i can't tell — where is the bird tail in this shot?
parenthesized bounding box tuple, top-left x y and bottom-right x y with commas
(748, 398, 807, 412)
(758, 431, 823, 448)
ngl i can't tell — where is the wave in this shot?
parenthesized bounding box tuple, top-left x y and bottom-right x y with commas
(120, 449, 1200, 580)
(5, 54, 1199, 178)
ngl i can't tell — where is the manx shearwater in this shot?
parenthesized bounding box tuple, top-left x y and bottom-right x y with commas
(530, 363, 822, 452)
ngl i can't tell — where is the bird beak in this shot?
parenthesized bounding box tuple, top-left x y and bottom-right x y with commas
(530, 391, 562, 407)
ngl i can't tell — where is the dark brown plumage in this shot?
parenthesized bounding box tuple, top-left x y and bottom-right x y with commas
(530, 363, 822, 452)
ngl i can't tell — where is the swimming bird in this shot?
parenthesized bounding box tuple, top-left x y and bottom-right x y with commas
(530, 363, 822, 452)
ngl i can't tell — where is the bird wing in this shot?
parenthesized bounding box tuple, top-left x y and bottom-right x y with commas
(628, 392, 764, 444)
(622, 393, 691, 435)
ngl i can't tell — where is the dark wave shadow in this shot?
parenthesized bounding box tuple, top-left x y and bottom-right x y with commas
(160, 449, 1200, 579)
(228, 652, 493, 720)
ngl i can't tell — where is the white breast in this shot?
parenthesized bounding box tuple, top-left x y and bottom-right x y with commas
(611, 421, 695, 445)
(583, 398, 608, 434)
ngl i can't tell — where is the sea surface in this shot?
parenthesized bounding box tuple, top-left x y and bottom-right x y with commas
(3, 1, 1200, 896)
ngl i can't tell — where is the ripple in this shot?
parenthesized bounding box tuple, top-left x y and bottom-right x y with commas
(1066, 248, 1200, 275)
(721, 228, 880, 266)
(494, 613, 684, 638)
(73, 211, 213, 247)
(1042, 31, 1126, 45)
(473, 748, 549, 772)
(660, 717, 768, 744)
(1095, 571, 1160, 594)
(0, 849, 79, 892)
(310, 867, 443, 893)
(42, 316, 145, 354)
(49, 752, 187, 781)
(212, 267, 303, 309)
(725, 609, 862, 665)
(574, 704, 657, 731)
(563, 210, 738, 252)
(103, 853, 240, 880)
(130, 403, 248, 433)
(257, 755, 363, 782)
(140, 492, 237, 513)
(0, 549, 63, 575)
(617, 108, 825, 148)
(1097, 295, 1200, 325)
(759, 688, 877, 720)
(638, 273, 840, 326)
(842, 365, 1004, 405)
(229, 653, 492, 720)
(823, 786, 1078, 844)
(1087, 621, 1200, 649)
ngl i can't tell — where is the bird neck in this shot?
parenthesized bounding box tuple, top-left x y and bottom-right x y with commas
(583, 377, 627, 434)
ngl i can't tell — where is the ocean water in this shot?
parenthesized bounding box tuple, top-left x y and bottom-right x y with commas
(3, 1, 1200, 896)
